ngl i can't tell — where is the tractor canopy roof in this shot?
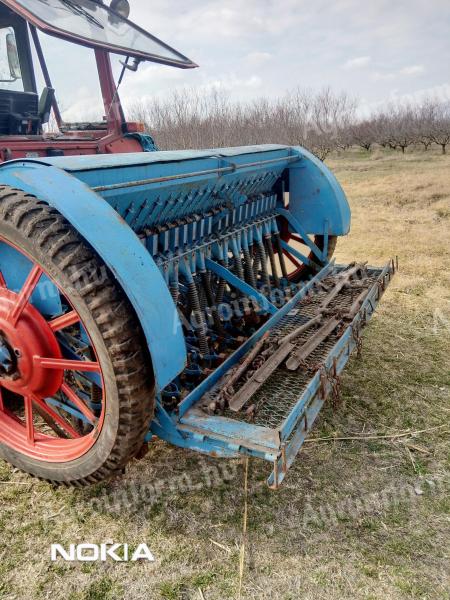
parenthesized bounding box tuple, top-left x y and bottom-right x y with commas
(1, 0, 197, 68)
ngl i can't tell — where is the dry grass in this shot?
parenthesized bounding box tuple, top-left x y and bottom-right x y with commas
(0, 149, 449, 600)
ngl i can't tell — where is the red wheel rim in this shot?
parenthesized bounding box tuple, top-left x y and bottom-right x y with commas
(278, 214, 325, 282)
(0, 237, 105, 462)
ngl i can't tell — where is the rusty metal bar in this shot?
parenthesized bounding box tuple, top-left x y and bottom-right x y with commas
(228, 341, 295, 412)
(277, 314, 323, 346)
(220, 333, 269, 396)
(318, 264, 363, 311)
(285, 316, 341, 371)
(227, 263, 372, 410)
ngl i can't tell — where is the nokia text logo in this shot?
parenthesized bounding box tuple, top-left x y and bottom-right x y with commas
(50, 543, 155, 562)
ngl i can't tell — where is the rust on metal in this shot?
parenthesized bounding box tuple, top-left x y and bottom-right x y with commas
(224, 263, 378, 413)
(285, 315, 341, 371)
(228, 340, 295, 412)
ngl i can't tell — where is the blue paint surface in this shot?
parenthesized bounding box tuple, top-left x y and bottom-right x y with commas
(0, 161, 186, 391)
(0, 143, 363, 486)
(0, 242, 62, 315)
(289, 146, 351, 235)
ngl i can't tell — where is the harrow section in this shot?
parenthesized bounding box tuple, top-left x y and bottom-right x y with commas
(170, 260, 395, 487)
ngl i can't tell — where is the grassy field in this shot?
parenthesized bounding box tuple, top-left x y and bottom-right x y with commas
(0, 149, 449, 600)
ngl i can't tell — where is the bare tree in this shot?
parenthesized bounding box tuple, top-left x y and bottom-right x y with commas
(429, 101, 450, 154)
(351, 119, 376, 151)
(126, 87, 450, 159)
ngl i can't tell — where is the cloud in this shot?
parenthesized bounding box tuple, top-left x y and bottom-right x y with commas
(343, 56, 371, 69)
(120, 72, 264, 109)
(245, 52, 273, 65)
(358, 82, 450, 117)
(197, 74, 263, 93)
(44, 0, 450, 118)
(371, 71, 396, 81)
(371, 64, 425, 82)
(392, 82, 450, 104)
(400, 65, 425, 76)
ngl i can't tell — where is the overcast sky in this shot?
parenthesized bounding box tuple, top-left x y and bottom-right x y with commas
(44, 0, 450, 119)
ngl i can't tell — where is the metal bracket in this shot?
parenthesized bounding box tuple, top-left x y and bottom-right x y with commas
(276, 207, 324, 262)
(205, 257, 278, 315)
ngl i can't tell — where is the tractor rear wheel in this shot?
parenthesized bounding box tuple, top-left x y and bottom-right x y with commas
(281, 234, 338, 282)
(0, 187, 154, 486)
(276, 210, 338, 283)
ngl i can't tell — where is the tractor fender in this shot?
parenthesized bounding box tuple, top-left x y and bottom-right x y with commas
(288, 147, 351, 236)
(0, 160, 186, 392)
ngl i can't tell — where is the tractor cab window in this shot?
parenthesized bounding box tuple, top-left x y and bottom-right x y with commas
(8, 0, 195, 67)
(0, 26, 23, 91)
(32, 31, 105, 124)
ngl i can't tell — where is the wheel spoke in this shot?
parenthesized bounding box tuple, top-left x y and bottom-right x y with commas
(282, 248, 302, 269)
(34, 357, 101, 372)
(24, 396, 35, 444)
(0, 387, 4, 411)
(49, 310, 80, 332)
(61, 382, 96, 424)
(290, 234, 307, 245)
(31, 394, 81, 439)
(8, 265, 43, 326)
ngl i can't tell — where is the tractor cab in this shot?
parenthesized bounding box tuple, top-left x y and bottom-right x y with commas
(0, 0, 197, 160)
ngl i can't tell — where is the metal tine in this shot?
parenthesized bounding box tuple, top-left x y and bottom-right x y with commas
(218, 332, 269, 402)
(228, 339, 295, 412)
(285, 316, 341, 371)
(319, 263, 365, 312)
(180, 257, 209, 356)
(242, 231, 257, 289)
(257, 238, 271, 291)
(229, 235, 245, 296)
(169, 260, 180, 304)
(273, 231, 289, 281)
(277, 314, 323, 346)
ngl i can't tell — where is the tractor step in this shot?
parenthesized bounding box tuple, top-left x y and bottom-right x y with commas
(175, 259, 396, 488)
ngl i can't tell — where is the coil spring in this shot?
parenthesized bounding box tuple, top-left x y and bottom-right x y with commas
(187, 280, 209, 356)
(215, 260, 227, 305)
(169, 284, 179, 305)
(257, 240, 271, 291)
(243, 247, 258, 289)
(201, 271, 224, 334)
(252, 247, 260, 282)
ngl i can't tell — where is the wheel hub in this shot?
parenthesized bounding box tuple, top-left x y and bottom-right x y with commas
(0, 335, 16, 377)
(0, 289, 63, 397)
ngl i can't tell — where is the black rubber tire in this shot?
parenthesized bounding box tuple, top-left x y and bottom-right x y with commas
(0, 186, 155, 486)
